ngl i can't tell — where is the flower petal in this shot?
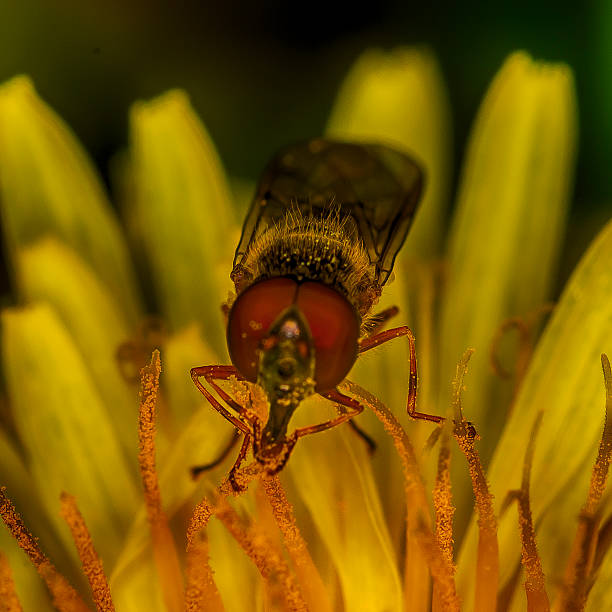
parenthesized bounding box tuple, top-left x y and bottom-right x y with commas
(288, 398, 404, 611)
(0, 76, 142, 324)
(164, 324, 220, 430)
(17, 238, 138, 465)
(0, 431, 74, 583)
(129, 90, 236, 355)
(458, 218, 612, 604)
(1, 304, 139, 566)
(440, 52, 576, 460)
(326, 47, 452, 258)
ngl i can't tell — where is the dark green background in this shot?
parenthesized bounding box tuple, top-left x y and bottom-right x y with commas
(1, 1, 610, 280)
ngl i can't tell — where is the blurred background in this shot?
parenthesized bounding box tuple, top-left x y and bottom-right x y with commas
(0, 0, 610, 283)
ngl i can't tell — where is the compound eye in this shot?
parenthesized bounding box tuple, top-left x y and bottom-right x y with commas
(227, 277, 297, 381)
(296, 282, 359, 392)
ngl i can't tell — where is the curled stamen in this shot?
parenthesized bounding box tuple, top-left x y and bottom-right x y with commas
(490, 304, 555, 405)
(0, 488, 90, 612)
(116, 317, 166, 383)
(490, 317, 530, 380)
(452, 350, 499, 612)
(59, 492, 115, 612)
(138, 350, 183, 612)
(0, 552, 23, 612)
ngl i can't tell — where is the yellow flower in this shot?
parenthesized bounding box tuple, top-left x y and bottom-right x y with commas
(0, 48, 611, 612)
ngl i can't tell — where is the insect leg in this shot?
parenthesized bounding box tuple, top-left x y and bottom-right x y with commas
(347, 419, 377, 454)
(358, 326, 443, 424)
(292, 388, 365, 440)
(190, 365, 256, 480)
(190, 430, 241, 478)
(228, 433, 252, 491)
(190, 365, 252, 434)
(366, 305, 400, 336)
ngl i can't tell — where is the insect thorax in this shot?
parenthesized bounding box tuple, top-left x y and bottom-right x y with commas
(231, 210, 381, 316)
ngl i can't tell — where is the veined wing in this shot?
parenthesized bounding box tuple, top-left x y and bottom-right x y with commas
(233, 138, 424, 285)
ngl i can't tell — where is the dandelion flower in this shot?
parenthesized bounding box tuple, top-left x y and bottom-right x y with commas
(0, 49, 611, 612)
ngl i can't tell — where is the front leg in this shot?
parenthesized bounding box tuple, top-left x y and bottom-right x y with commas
(191, 365, 259, 486)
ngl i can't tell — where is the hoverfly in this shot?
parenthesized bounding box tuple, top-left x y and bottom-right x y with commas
(191, 138, 440, 487)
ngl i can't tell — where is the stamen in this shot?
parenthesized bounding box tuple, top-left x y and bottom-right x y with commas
(451, 350, 499, 612)
(138, 350, 183, 612)
(489, 304, 554, 408)
(557, 354, 612, 610)
(186, 497, 214, 551)
(0, 552, 23, 612)
(59, 492, 115, 612)
(342, 380, 457, 608)
(261, 475, 332, 612)
(513, 413, 549, 611)
(214, 496, 307, 611)
(414, 516, 461, 612)
(0, 488, 91, 612)
(184, 531, 225, 612)
(433, 421, 456, 591)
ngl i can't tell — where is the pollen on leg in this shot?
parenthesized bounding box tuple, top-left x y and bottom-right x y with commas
(0, 488, 90, 612)
(59, 492, 115, 612)
(557, 353, 612, 610)
(0, 552, 23, 612)
(451, 350, 499, 612)
(138, 350, 184, 612)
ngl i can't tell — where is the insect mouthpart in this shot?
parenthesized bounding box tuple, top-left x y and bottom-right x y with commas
(254, 305, 316, 462)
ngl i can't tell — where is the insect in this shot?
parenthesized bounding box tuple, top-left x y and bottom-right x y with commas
(191, 138, 441, 487)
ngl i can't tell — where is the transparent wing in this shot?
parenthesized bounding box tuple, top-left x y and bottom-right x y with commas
(233, 138, 424, 285)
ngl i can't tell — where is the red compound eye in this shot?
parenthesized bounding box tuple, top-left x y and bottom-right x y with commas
(227, 277, 297, 382)
(227, 277, 360, 391)
(296, 282, 359, 392)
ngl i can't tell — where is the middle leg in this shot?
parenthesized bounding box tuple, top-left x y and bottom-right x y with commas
(358, 326, 443, 424)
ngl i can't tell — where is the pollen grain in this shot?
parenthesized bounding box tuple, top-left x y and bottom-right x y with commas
(0, 488, 90, 612)
(138, 350, 184, 612)
(59, 492, 115, 612)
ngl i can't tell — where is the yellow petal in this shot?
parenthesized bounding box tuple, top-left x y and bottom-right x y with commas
(1, 304, 139, 566)
(440, 52, 576, 457)
(110, 549, 166, 612)
(0, 431, 75, 583)
(0, 76, 141, 324)
(288, 398, 403, 611)
(17, 238, 138, 466)
(586, 554, 612, 612)
(164, 324, 220, 430)
(129, 90, 236, 355)
(326, 47, 452, 258)
(457, 218, 612, 604)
